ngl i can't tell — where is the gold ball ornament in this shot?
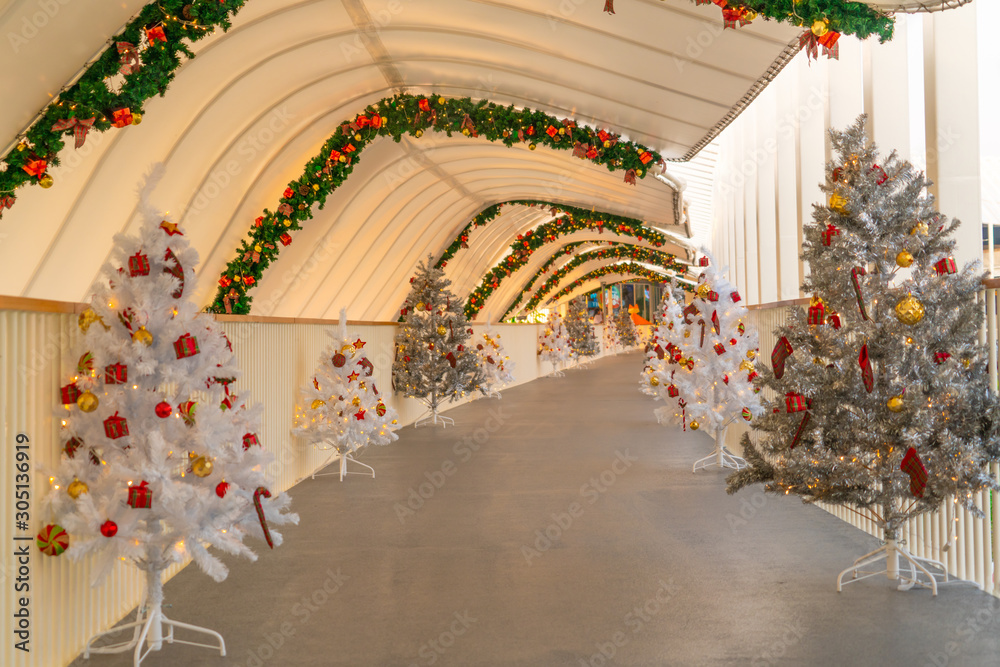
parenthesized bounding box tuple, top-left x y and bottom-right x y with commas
(910, 222, 929, 236)
(416, 302, 425, 311)
(254, 244, 262, 253)
(310, 399, 326, 410)
(437, 325, 447, 336)
(414, 129, 423, 138)
(132, 326, 153, 346)
(811, 18, 829, 36)
(962, 358, 971, 369)
(131, 113, 142, 126)
(746, 350, 756, 360)
(529, 143, 537, 151)
(895, 294, 925, 325)
(683, 330, 691, 338)
(191, 456, 213, 478)
(739, 359, 755, 372)
(690, 420, 700, 431)
(77, 391, 99, 413)
(896, 250, 914, 267)
(461, 128, 471, 136)
(39, 174, 54, 189)
(887, 395, 905, 413)
(650, 376, 660, 387)
(438, 97, 446, 105)
(603, 140, 611, 149)
(696, 283, 711, 299)
(354, 133, 363, 141)
(67, 478, 89, 499)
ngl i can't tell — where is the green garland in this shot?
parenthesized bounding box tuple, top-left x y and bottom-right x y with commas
(502, 243, 595, 317)
(209, 94, 664, 313)
(689, 0, 893, 42)
(512, 246, 683, 316)
(0, 0, 249, 209)
(435, 199, 674, 269)
(463, 214, 671, 319)
(549, 264, 671, 303)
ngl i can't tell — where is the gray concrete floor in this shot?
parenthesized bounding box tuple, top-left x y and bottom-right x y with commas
(72, 353, 1000, 667)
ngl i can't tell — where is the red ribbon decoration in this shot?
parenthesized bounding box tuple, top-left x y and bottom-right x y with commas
(900, 447, 927, 498)
(253, 487, 274, 548)
(721, 6, 751, 29)
(800, 30, 841, 61)
(223, 288, 239, 313)
(851, 266, 869, 320)
(22, 159, 47, 177)
(624, 169, 637, 186)
(51, 117, 96, 149)
(117, 42, 141, 75)
(604, 0, 615, 14)
(0, 195, 14, 219)
(145, 25, 167, 44)
(858, 343, 874, 393)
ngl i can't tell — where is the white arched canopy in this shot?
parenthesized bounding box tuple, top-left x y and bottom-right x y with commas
(0, 0, 802, 319)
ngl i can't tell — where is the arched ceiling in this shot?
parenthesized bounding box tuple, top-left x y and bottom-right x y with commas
(0, 0, 804, 319)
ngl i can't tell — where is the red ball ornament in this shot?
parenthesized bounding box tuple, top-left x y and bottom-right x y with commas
(216, 481, 230, 498)
(100, 519, 118, 538)
(332, 353, 346, 367)
(155, 401, 172, 418)
(730, 338, 737, 346)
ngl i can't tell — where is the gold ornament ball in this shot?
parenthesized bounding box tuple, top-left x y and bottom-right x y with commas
(67, 478, 89, 499)
(352, 396, 361, 407)
(739, 359, 754, 372)
(132, 326, 154, 346)
(461, 128, 471, 136)
(896, 250, 914, 267)
(39, 174, 54, 189)
(131, 113, 143, 126)
(895, 294, 925, 325)
(811, 18, 829, 36)
(77, 391, 99, 413)
(414, 129, 423, 138)
(558, 127, 566, 135)
(529, 143, 537, 151)
(962, 359, 971, 369)
(910, 222, 929, 236)
(254, 244, 262, 253)
(829, 192, 849, 214)
(603, 140, 611, 149)
(690, 420, 700, 431)
(437, 97, 446, 105)
(354, 133, 363, 141)
(746, 350, 756, 360)
(416, 302, 425, 310)
(696, 284, 710, 298)
(191, 456, 213, 478)
(310, 399, 325, 410)
(437, 325, 447, 336)
(650, 376, 660, 387)
(338, 155, 347, 163)
(683, 330, 691, 338)
(887, 395, 905, 412)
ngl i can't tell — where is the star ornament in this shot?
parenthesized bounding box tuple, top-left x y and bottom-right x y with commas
(160, 220, 182, 236)
(353, 338, 366, 349)
(347, 371, 360, 382)
(354, 409, 366, 420)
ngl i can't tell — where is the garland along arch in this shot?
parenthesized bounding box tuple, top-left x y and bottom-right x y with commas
(507, 245, 685, 318)
(210, 94, 667, 314)
(544, 264, 673, 306)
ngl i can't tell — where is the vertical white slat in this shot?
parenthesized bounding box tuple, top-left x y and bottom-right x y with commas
(992, 463, 1000, 595)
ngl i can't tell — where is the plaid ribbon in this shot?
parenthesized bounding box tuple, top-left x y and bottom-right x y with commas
(624, 169, 637, 185)
(790, 411, 811, 449)
(858, 343, 874, 393)
(51, 117, 96, 149)
(604, 0, 615, 14)
(223, 288, 239, 314)
(277, 203, 293, 217)
(117, 42, 141, 75)
(573, 141, 588, 159)
(851, 266, 869, 320)
(461, 114, 477, 136)
(772, 336, 793, 379)
(900, 447, 928, 498)
(800, 30, 840, 61)
(722, 7, 750, 29)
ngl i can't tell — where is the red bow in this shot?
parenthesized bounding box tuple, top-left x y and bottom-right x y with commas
(51, 117, 96, 149)
(117, 42, 141, 75)
(145, 25, 167, 44)
(624, 169, 637, 186)
(223, 288, 239, 314)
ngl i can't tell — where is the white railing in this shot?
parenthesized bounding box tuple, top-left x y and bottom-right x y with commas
(744, 284, 1000, 595)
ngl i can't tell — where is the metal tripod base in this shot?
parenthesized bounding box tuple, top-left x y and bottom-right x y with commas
(415, 409, 455, 428)
(312, 451, 375, 481)
(836, 538, 955, 596)
(692, 446, 747, 473)
(83, 602, 225, 666)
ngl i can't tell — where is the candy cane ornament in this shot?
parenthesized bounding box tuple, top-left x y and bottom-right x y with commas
(253, 487, 274, 549)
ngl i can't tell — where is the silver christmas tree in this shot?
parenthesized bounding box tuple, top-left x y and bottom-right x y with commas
(566, 298, 599, 358)
(727, 116, 1000, 594)
(393, 257, 485, 427)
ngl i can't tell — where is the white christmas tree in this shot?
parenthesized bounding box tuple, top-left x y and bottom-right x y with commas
(393, 257, 484, 427)
(474, 321, 515, 398)
(294, 311, 400, 481)
(538, 311, 572, 376)
(651, 254, 763, 472)
(640, 285, 685, 397)
(41, 181, 298, 661)
(603, 317, 622, 355)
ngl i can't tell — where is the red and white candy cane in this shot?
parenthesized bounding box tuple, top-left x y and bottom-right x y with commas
(253, 487, 274, 549)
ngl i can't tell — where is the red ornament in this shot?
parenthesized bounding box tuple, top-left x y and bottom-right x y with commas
(36, 524, 69, 556)
(808, 301, 826, 326)
(353, 338, 366, 349)
(858, 344, 874, 393)
(771, 336, 793, 379)
(707, 290, 719, 302)
(730, 291, 741, 303)
(714, 343, 726, 355)
(280, 233, 292, 246)
(22, 158, 47, 177)
(244, 276, 256, 286)
(127, 481, 152, 509)
(357, 357, 374, 376)
(851, 267, 869, 320)
(354, 409, 366, 420)
(934, 257, 957, 275)
(283, 187, 294, 198)
(242, 433, 260, 450)
(100, 519, 118, 538)
(785, 392, 807, 413)
(730, 338, 737, 346)
(155, 401, 172, 418)
(163, 247, 185, 298)
(404, 356, 411, 362)
(111, 108, 133, 128)
(900, 447, 928, 498)
(667, 385, 679, 398)
(64, 437, 83, 458)
(698, 256, 709, 267)
(332, 353, 346, 367)
(159, 221, 182, 235)
(60, 383, 82, 405)
(219, 276, 232, 289)
(376, 401, 387, 417)
(145, 25, 166, 43)
(128, 252, 150, 277)
(347, 371, 360, 382)
(216, 481, 230, 498)
(105, 362, 128, 384)
(934, 351, 951, 364)
(869, 164, 888, 185)
(103, 412, 129, 439)
(828, 311, 842, 330)
(446, 352, 457, 368)
(821, 223, 840, 246)
(178, 400, 197, 426)
(173, 333, 200, 359)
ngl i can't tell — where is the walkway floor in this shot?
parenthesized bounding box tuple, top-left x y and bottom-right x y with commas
(73, 353, 1000, 666)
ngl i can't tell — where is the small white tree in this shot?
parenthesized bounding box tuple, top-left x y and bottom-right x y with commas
(475, 322, 515, 398)
(294, 311, 400, 480)
(640, 285, 686, 397)
(538, 312, 572, 376)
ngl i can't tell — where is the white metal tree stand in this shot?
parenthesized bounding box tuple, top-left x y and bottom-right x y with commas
(414, 391, 454, 428)
(692, 421, 747, 473)
(311, 441, 375, 481)
(836, 534, 950, 596)
(547, 358, 566, 377)
(84, 564, 225, 665)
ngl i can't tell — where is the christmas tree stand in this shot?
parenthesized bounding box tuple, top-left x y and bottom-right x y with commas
(83, 566, 225, 666)
(311, 444, 375, 482)
(547, 360, 566, 377)
(485, 387, 503, 399)
(836, 536, 951, 596)
(415, 394, 455, 428)
(692, 423, 747, 473)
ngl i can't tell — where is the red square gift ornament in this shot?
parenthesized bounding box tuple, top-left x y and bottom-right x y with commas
(707, 290, 719, 302)
(111, 108, 133, 128)
(934, 257, 957, 275)
(173, 333, 199, 359)
(808, 298, 826, 325)
(128, 252, 150, 277)
(104, 362, 127, 384)
(698, 256, 709, 267)
(934, 351, 951, 364)
(279, 233, 292, 246)
(103, 412, 129, 439)
(785, 392, 807, 413)
(127, 481, 152, 509)
(61, 383, 81, 405)
(667, 385, 679, 398)
(242, 432, 260, 450)
(714, 343, 726, 355)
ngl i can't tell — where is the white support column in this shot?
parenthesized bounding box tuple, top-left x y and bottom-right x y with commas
(743, 104, 760, 304)
(924, 3, 982, 268)
(798, 54, 829, 292)
(733, 124, 747, 289)
(775, 61, 802, 300)
(827, 37, 865, 136)
(868, 25, 911, 160)
(756, 86, 778, 305)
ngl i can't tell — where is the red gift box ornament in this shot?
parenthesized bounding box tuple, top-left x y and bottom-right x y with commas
(418, 98, 431, 112)
(104, 363, 127, 384)
(851, 267, 869, 321)
(667, 385, 679, 398)
(807, 297, 826, 326)
(545, 125, 558, 138)
(145, 25, 167, 43)
(934, 351, 951, 364)
(243, 432, 260, 450)
(22, 158, 47, 178)
(785, 392, 807, 413)
(858, 343, 874, 393)
(64, 436, 84, 458)
(714, 342, 726, 355)
(900, 447, 928, 499)
(103, 412, 129, 439)
(127, 481, 152, 509)
(61, 383, 82, 405)
(280, 233, 293, 246)
(707, 290, 719, 302)
(772, 336, 794, 379)
(821, 223, 840, 246)
(128, 252, 150, 277)
(698, 256, 709, 267)
(730, 291, 741, 303)
(828, 310, 842, 330)
(111, 108, 133, 128)
(173, 333, 200, 359)
(639, 151, 653, 165)
(934, 257, 957, 275)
